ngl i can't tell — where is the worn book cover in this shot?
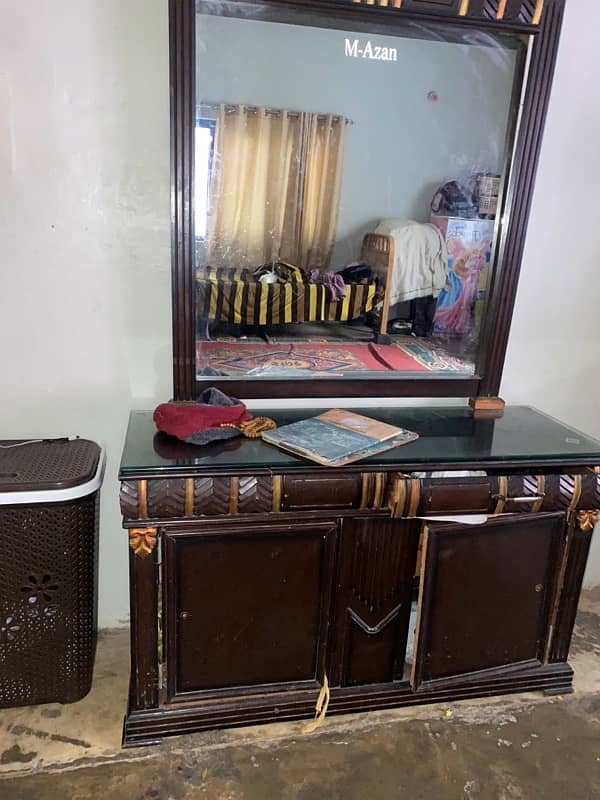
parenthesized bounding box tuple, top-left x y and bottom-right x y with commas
(261, 409, 418, 467)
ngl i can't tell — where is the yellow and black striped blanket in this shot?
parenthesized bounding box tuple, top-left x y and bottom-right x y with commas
(196, 267, 379, 326)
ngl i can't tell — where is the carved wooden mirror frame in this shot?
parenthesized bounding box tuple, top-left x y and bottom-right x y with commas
(169, 0, 565, 402)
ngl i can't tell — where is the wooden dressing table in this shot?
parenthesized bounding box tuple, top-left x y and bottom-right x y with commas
(120, 406, 600, 746)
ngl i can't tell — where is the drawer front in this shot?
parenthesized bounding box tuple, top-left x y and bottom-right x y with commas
(423, 480, 491, 514)
(282, 473, 363, 511)
(391, 472, 600, 518)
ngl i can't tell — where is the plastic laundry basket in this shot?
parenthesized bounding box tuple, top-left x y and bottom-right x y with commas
(0, 438, 105, 708)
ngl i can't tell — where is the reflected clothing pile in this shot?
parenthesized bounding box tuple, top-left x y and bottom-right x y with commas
(375, 219, 449, 304)
(309, 270, 347, 301)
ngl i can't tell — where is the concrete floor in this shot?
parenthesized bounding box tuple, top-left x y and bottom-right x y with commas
(1, 591, 599, 799)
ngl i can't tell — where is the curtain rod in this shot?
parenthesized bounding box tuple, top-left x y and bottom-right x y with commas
(198, 101, 353, 126)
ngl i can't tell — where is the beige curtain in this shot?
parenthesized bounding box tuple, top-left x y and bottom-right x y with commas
(207, 104, 346, 270)
(297, 113, 346, 270)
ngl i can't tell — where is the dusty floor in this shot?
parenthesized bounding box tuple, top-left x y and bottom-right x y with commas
(1, 591, 599, 799)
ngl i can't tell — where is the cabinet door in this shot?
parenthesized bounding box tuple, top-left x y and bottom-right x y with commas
(164, 521, 337, 701)
(412, 513, 565, 689)
(329, 517, 421, 687)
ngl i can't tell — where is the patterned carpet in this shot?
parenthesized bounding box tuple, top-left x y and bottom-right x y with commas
(375, 340, 476, 375)
(198, 342, 388, 375)
(197, 340, 475, 377)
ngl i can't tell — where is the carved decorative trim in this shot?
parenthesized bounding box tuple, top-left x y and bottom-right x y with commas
(348, 604, 402, 635)
(272, 475, 283, 512)
(353, 0, 403, 8)
(195, 477, 230, 515)
(494, 476, 508, 514)
(148, 479, 186, 518)
(373, 474, 386, 509)
(121, 471, 600, 521)
(184, 478, 194, 516)
(229, 477, 240, 515)
(388, 474, 408, 518)
(138, 480, 149, 520)
(532, 0, 544, 25)
(407, 479, 421, 518)
(129, 528, 158, 558)
(120, 480, 140, 519)
(360, 473, 372, 509)
(348, 0, 545, 24)
(569, 475, 583, 513)
(532, 475, 546, 514)
(577, 511, 600, 534)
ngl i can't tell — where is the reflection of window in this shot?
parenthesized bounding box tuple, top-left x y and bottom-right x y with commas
(194, 119, 215, 239)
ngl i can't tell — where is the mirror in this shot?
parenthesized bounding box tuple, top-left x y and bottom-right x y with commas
(192, 1, 527, 387)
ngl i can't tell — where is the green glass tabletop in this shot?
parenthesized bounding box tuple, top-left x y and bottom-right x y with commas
(119, 406, 600, 478)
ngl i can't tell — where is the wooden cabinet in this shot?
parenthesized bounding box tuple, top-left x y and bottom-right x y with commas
(120, 407, 600, 746)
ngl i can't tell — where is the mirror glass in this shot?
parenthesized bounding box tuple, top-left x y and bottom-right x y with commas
(195, 1, 525, 383)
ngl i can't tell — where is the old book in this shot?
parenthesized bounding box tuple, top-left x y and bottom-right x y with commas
(261, 409, 418, 467)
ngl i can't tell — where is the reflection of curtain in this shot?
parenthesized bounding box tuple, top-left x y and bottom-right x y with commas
(298, 114, 346, 270)
(207, 104, 345, 270)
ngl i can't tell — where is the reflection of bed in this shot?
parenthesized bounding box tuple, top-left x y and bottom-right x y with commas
(196, 234, 395, 335)
(360, 233, 395, 339)
(196, 263, 377, 328)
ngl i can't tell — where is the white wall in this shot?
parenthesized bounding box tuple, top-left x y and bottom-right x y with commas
(500, 0, 600, 588)
(1, 0, 599, 629)
(0, 0, 172, 627)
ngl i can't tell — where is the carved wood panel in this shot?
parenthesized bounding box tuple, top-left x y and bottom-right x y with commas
(348, 0, 545, 25)
(147, 480, 187, 518)
(121, 471, 600, 521)
(193, 477, 231, 516)
(238, 476, 274, 514)
(330, 517, 421, 687)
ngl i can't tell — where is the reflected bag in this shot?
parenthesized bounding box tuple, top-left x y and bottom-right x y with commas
(431, 181, 478, 218)
(336, 263, 372, 284)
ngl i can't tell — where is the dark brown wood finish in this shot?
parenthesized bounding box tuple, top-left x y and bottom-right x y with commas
(412, 513, 564, 687)
(121, 471, 600, 521)
(329, 517, 421, 687)
(549, 524, 594, 662)
(170, 0, 196, 400)
(128, 547, 160, 710)
(479, 0, 565, 395)
(170, 0, 566, 400)
(123, 661, 574, 747)
(121, 409, 599, 746)
(163, 520, 338, 701)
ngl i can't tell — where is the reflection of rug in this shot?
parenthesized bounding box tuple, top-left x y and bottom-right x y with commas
(370, 344, 428, 373)
(379, 340, 475, 374)
(198, 342, 388, 375)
